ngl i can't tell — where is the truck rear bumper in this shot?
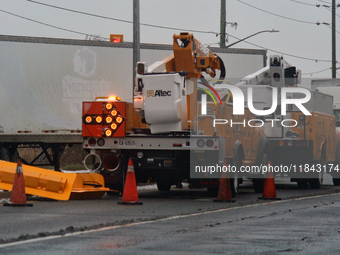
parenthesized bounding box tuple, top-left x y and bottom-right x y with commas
(269, 139, 314, 165)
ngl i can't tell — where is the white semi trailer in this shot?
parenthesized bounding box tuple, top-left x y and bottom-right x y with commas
(0, 34, 266, 170)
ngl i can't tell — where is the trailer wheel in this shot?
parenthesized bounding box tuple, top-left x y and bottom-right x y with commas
(0, 145, 9, 161)
(157, 179, 171, 191)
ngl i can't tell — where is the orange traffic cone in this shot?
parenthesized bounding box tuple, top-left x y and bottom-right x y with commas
(214, 161, 235, 203)
(3, 159, 33, 207)
(259, 161, 281, 200)
(118, 159, 143, 205)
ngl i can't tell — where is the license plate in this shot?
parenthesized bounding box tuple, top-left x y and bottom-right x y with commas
(119, 139, 136, 147)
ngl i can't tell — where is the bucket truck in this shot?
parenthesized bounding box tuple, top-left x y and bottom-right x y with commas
(82, 32, 270, 196)
(236, 55, 340, 190)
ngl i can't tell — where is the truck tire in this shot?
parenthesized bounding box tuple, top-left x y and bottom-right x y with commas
(252, 179, 265, 193)
(230, 152, 242, 197)
(309, 172, 323, 189)
(230, 174, 239, 198)
(106, 191, 119, 196)
(252, 151, 269, 193)
(333, 178, 340, 186)
(207, 188, 219, 197)
(157, 179, 171, 191)
(310, 148, 325, 189)
(297, 181, 309, 189)
(332, 140, 340, 186)
(255, 136, 270, 166)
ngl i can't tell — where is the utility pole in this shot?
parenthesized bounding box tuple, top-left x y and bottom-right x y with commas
(133, 0, 140, 87)
(332, 0, 336, 78)
(220, 0, 226, 48)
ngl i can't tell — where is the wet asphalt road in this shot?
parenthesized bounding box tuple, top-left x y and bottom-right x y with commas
(0, 175, 340, 254)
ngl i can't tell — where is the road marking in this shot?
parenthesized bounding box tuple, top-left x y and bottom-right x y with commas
(0, 192, 339, 248)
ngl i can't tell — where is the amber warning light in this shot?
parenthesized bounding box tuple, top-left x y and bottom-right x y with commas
(110, 34, 123, 43)
(82, 101, 126, 138)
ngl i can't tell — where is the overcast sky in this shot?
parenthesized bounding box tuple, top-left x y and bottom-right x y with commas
(0, 0, 338, 79)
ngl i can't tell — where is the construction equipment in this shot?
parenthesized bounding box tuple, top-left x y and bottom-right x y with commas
(82, 32, 270, 196)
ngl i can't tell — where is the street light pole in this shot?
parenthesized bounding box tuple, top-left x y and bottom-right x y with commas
(133, 0, 140, 88)
(224, 29, 279, 49)
(220, 0, 226, 48)
(332, 0, 336, 78)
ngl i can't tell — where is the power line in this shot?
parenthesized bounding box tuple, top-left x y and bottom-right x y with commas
(27, 0, 216, 35)
(322, 5, 340, 18)
(237, 0, 318, 25)
(323, 23, 340, 34)
(290, 0, 321, 7)
(0, 8, 109, 40)
(301, 67, 331, 75)
(318, 0, 332, 4)
(302, 61, 340, 76)
(1, 4, 333, 64)
(225, 32, 332, 62)
(27, 0, 133, 24)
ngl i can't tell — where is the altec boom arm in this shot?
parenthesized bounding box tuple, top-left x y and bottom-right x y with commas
(165, 33, 224, 79)
(134, 32, 226, 133)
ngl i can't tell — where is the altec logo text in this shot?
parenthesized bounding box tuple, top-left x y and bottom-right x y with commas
(200, 85, 312, 128)
(147, 90, 171, 97)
